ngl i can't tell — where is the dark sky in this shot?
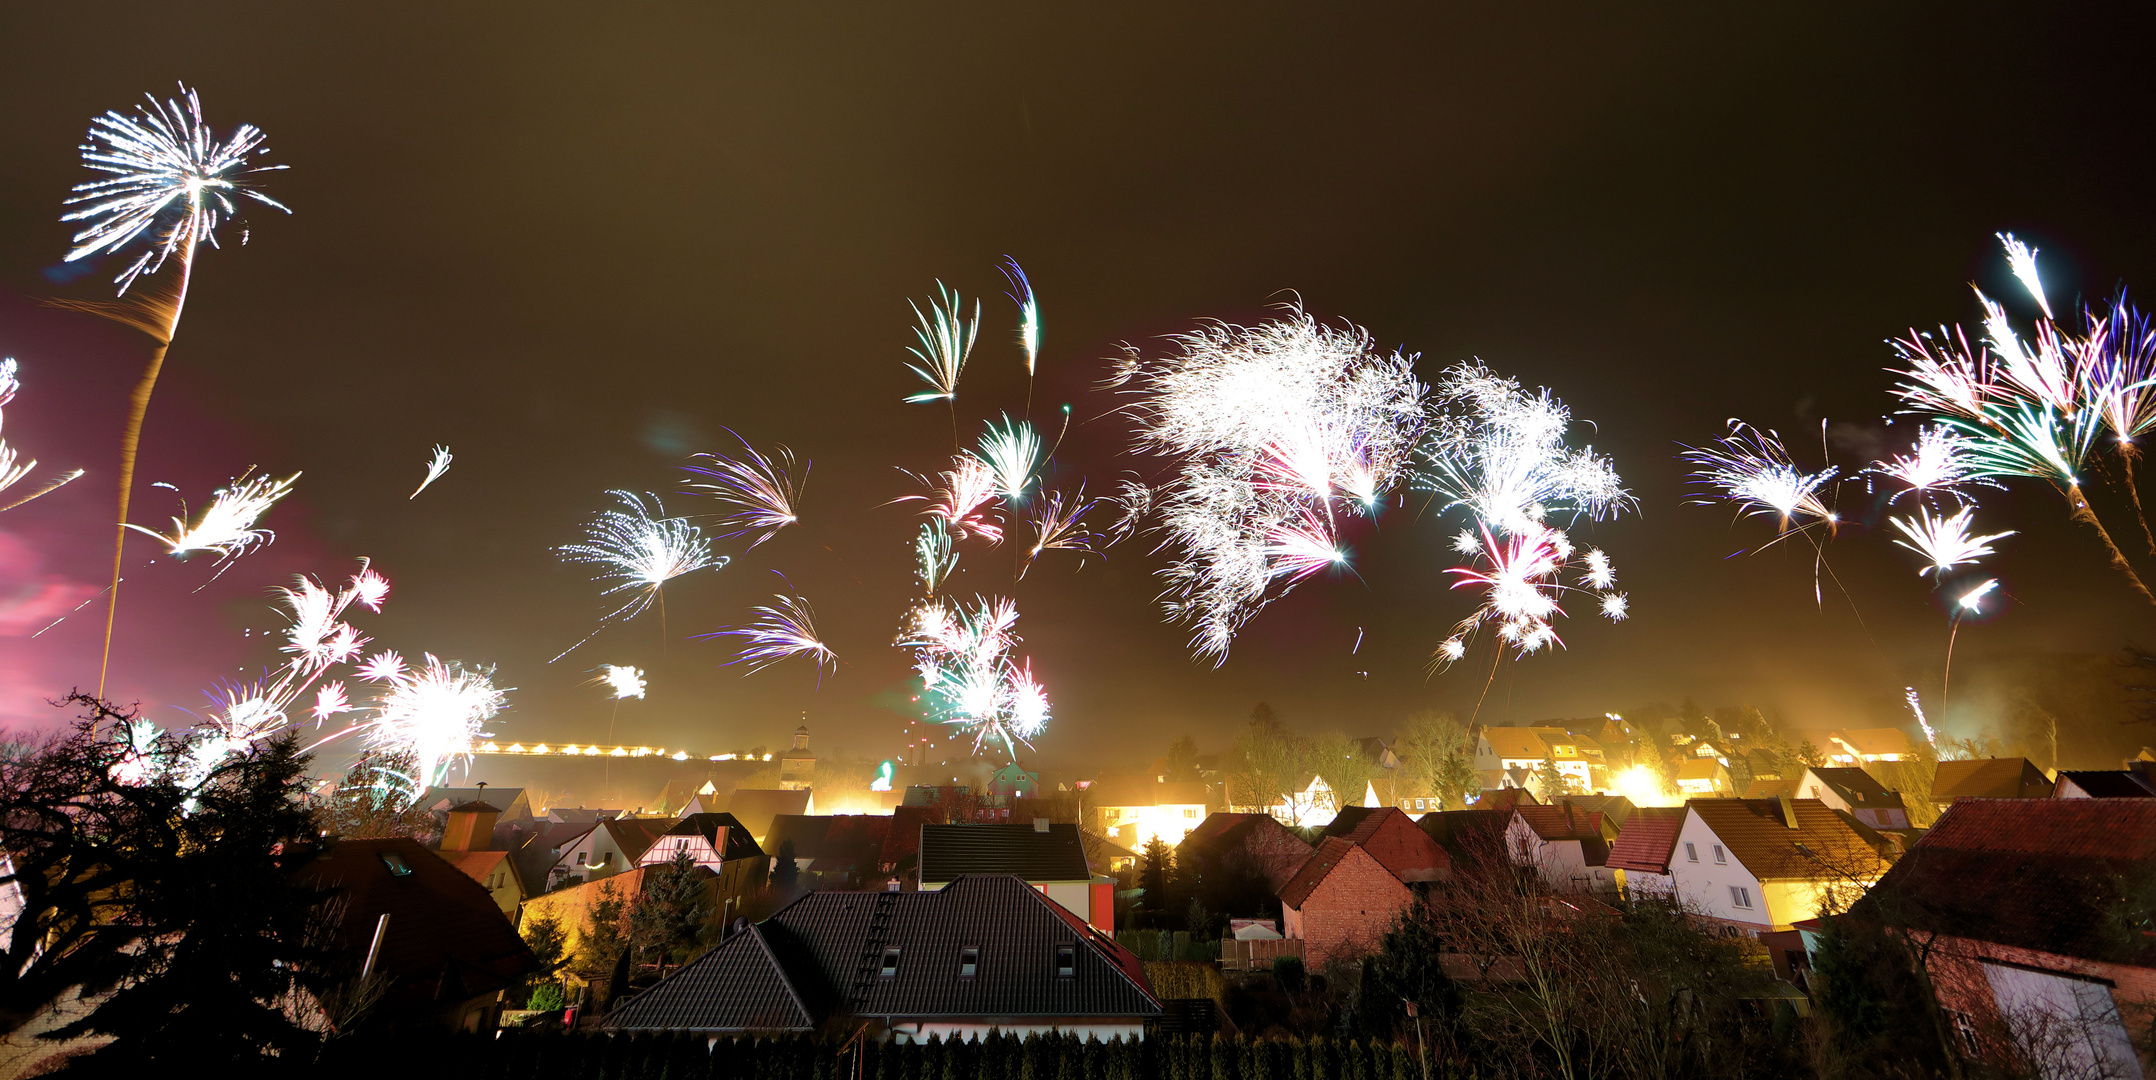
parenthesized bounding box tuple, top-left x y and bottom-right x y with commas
(4, 3, 2156, 775)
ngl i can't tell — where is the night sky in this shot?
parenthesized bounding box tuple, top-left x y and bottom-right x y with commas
(4, 4, 2156, 774)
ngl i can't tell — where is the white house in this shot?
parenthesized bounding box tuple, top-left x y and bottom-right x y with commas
(1616, 797, 1888, 934)
(1509, 803, 1621, 892)
(1087, 776, 1212, 848)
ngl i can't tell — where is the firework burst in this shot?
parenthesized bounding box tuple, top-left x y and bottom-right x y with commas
(682, 432, 809, 549)
(558, 491, 728, 624)
(124, 471, 299, 563)
(903, 282, 980, 405)
(0, 359, 81, 513)
(1415, 362, 1631, 535)
(596, 664, 647, 700)
(1682, 422, 1838, 534)
(1888, 506, 2015, 578)
(1436, 524, 1626, 666)
(706, 593, 840, 678)
(972, 416, 1042, 503)
(410, 445, 453, 499)
(1021, 487, 1105, 578)
(903, 595, 1047, 759)
(360, 655, 507, 789)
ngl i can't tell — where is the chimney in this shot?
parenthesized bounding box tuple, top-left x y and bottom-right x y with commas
(1033, 817, 1050, 833)
(442, 795, 502, 852)
(1777, 793, 1801, 829)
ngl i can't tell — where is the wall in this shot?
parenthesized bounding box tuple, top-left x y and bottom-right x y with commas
(1665, 812, 1771, 931)
(1285, 847, 1411, 970)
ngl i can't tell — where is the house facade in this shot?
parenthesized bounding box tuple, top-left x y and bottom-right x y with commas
(607, 875, 1160, 1042)
(1087, 776, 1211, 849)
(1277, 838, 1413, 970)
(1622, 797, 1889, 934)
(1319, 807, 1449, 883)
(1510, 803, 1619, 892)
(638, 812, 770, 923)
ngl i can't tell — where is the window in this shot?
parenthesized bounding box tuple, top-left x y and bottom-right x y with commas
(1107, 808, 1120, 819)
(1684, 842, 1698, 863)
(880, 948, 901, 976)
(379, 852, 412, 877)
(1184, 808, 1197, 818)
(1729, 886, 1753, 909)
(1414, 799, 1427, 811)
(1055, 945, 1076, 978)
(959, 947, 979, 977)
(1712, 845, 1726, 865)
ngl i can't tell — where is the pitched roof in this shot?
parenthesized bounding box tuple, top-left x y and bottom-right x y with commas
(2055, 770, 2156, 798)
(295, 838, 533, 1008)
(1173, 812, 1313, 892)
(1279, 837, 1375, 909)
(1473, 788, 1538, 811)
(1933, 758, 2054, 801)
(1419, 809, 1516, 864)
(1686, 798, 1891, 881)
(1088, 775, 1208, 809)
(1480, 728, 1548, 760)
(1803, 767, 1895, 804)
(445, 848, 513, 889)
(1855, 799, 2156, 965)
(599, 817, 673, 864)
(1079, 830, 1139, 872)
(1605, 807, 1687, 874)
(1514, 804, 1612, 843)
(1676, 758, 1728, 782)
(1826, 728, 1917, 757)
(764, 814, 837, 860)
(416, 786, 531, 819)
(663, 813, 768, 861)
(918, 823, 1091, 884)
(609, 875, 1158, 1030)
(1548, 794, 1634, 830)
(1741, 777, 1794, 800)
(1320, 806, 1449, 881)
(511, 821, 599, 888)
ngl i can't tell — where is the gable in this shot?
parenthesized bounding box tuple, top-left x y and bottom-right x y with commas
(609, 925, 813, 1031)
(1281, 839, 1407, 912)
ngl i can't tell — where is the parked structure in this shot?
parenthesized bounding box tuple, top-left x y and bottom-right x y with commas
(606, 874, 1160, 1041)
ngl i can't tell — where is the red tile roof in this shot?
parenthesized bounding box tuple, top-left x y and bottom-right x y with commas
(1279, 837, 1398, 910)
(1605, 807, 1686, 874)
(1514, 804, 1609, 843)
(1857, 799, 2156, 964)
(1322, 807, 1449, 880)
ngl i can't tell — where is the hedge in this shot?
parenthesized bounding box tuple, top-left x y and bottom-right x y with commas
(325, 1029, 1469, 1080)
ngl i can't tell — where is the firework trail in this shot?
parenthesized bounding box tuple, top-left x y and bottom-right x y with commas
(902, 595, 1047, 760)
(1002, 257, 1042, 409)
(59, 85, 289, 695)
(123, 471, 298, 564)
(681, 432, 808, 549)
(1124, 308, 1426, 662)
(410, 445, 453, 499)
(0, 359, 81, 513)
(1888, 505, 2015, 578)
(1944, 577, 2001, 708)
(558, 490, 728, 630)
(1904, 687, 1939, 751)
(704, 593, 840, 678)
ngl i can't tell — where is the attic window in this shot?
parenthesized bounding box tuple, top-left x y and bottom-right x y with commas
(379, 852, 412, 877)
(880, 948, 901, 976)
(1055, 944, 1075, 978)
(959, 947, 979, 977)
(1711, 845, 1726, 865)
(1684, 843, 1699, 863)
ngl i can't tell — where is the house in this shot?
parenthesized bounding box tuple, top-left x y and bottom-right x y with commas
(724, 789, 816, 844)
(1621, 797, 1891, 934)
(654, 779, 719, 817)
(2052, 770, 2156, 799)
(987, 763, 1040, 799)
(765, 814, 902, 887)
(1674, 757, 1734, 796)
(1934, 758, 2055, 802)
(438, 797, 524, 915)
(1225, 773, 1338, 827)
(1476, 727, 1553, 790)
(1355, 737, 1402, 771)
(1087, 775, 1211, 849)
(778, 726, 816, 790)
(1319, 807, 1449, 883)
(1175, 813, 1316, 895)
(416, 785, 533, 823)
(1792, 767, 1913, 829)
(545, 806, 623, 824)
(1843, 799, 2156, 1079)
(1079, 830, 1140, 875)
(1277, 838, 1413, 970)
(1367, 776, 1438, 815)
(1604, 806, 1688, 893)
(295, 838, 534, 1032)
(1420, 809, 1523, 868)
(918, 822, 1113, 932)
(606, 874, 1160, 1042)
(1511, 803, 1620, 892)
(519, 863, 720, 978)
(1548, 793, 1635, 831)
(637, 813, 770, 923)
(529, 817, 671, 891)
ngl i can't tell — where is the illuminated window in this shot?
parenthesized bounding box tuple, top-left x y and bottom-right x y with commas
(1055, 945, 1075, 977)
(959, 947, 979, 977)
(880, 948, 901, 976)
(1183, 808, 1196, 818)
(1684, 843, 1698, 863)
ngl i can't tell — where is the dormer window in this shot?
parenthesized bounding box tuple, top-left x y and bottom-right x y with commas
(880, 948, 901, 976)
(1055, 945, 1075, 977)
(959, 947, 979, 977)
(379, 852, 412, 877)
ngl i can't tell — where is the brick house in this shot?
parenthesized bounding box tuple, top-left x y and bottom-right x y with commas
(1277, 838, 1413, 970)
(1176, 812, 1316, 895)
(1844, 799, 2156, 1078)
(1319, 806, 1449, 882)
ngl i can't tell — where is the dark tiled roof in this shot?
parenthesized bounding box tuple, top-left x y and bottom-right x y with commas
(1550, 795, 1634, 830)
(1320, 806, 1385, 840)
(2056, 770, 2156, 798)
(1687, 799, 1891, 881)
(1514, 804, 1610, 842)
(1933, 758, 2053, 801)
(611, 875, 1158, 1031)
(510, 821, 598, 888)
(1855, 799, 2156, 965)
(1473, 788, 1538, 811)
(1606, 807, 1687, 874)
(295, 838, 533, 1008)
(725, 789, 814, 839)
(664, 813, 767, 861)
(1802, 767, 1897, 806)
(1419, 809, 1516, 864)
(919, 823, 1090, 884)
(1079, 830, 1139, 872)
(1320, 807, 1449, 880)
(601, 817, 674, 864)
(1174, 813, 1314, 892)
(764, 814, 836, 859)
